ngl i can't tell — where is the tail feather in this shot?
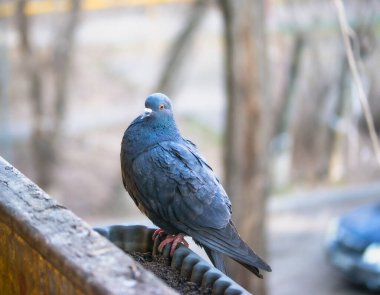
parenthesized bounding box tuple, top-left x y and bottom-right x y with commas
(190, 222, 271, 278)
(204, 247, 227, 274)
(238, 261, 263, 279)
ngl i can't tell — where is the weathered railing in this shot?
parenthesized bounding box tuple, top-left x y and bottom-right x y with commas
(0, 156, 176, 295)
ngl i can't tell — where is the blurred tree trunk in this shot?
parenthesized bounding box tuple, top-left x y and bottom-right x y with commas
(327, 55, 349, 181)
(16, 0, 81, 190)
(290, 36, 334, 183)
(16, 0, 48, 187)
(0, 35, 12, 160)
(366, 74, 380, 133)
(274, 34, 305, 138)
(155, 0, 207, 95)
(271, 34, 305, 189)
(219, 1, 270, 294)
(53, 0, 81, 140)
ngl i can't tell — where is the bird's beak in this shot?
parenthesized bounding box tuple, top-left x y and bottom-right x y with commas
(141, 108, 152, 119)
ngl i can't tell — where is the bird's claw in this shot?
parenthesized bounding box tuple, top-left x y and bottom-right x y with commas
(158, 233, 189, 256)
(152, 228, 166, 241)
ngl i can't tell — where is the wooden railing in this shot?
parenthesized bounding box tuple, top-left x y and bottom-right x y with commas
(0, 156, 176, 295)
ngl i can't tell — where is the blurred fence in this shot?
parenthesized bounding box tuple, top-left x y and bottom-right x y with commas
(0, 0, 193, 17)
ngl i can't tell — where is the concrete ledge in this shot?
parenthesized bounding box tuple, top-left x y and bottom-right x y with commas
(0, 157, 176, 295)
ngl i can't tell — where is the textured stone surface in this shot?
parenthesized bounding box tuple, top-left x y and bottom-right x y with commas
(0, 157, 176, 295)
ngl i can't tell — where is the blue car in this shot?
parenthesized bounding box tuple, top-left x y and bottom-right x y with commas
(325, 202, 380, 291)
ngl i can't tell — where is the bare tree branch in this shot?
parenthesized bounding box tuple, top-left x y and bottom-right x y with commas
(335, 0, 380, 166)
(155, 0, 207, 95)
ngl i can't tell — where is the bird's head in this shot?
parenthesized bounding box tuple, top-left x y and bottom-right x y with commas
(141, 93, 173, 119)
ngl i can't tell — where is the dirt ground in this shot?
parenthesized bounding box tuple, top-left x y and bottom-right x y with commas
(128, 251, 212, 295)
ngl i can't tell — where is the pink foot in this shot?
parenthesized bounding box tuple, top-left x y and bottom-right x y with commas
(152, 228, 166, 241)
(158, 233, 189, 256)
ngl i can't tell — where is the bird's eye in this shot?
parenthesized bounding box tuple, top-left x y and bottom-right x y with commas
(159, 104, 165, 110)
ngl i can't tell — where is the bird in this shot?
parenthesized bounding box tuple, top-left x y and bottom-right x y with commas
(120, 93, 271, 278)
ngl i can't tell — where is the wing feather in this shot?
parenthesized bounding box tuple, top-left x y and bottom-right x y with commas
(131, 140, 231, 230)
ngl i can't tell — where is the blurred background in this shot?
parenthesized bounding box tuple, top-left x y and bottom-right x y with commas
(1, 0, 380, 294)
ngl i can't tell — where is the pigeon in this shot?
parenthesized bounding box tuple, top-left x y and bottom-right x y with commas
(120, 93, 271, 278)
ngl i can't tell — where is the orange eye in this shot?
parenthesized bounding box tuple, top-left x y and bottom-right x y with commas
(159, 104, 165, 110)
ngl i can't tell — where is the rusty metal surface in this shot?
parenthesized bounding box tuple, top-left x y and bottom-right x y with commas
(0, 157, 177, 295)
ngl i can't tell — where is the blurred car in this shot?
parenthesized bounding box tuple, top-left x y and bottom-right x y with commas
(325, 202, 380, 291)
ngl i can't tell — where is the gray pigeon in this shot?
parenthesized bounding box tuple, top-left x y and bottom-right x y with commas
(120, 93, 271, 278)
